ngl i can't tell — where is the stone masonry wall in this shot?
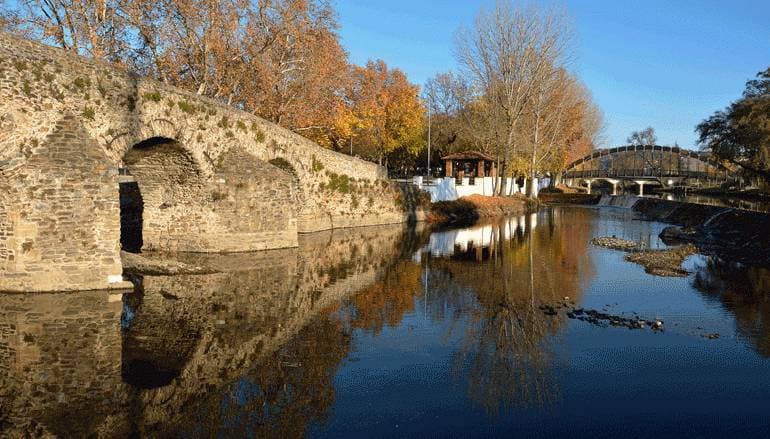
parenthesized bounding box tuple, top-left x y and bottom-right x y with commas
(0, 116, 126, 292)
(0, 31, 406, 232)
(121, 141, 298, 253)
(0, 31, 409, 291)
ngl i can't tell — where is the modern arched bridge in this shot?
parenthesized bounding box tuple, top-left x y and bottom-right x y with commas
(562, 144, 735, 195)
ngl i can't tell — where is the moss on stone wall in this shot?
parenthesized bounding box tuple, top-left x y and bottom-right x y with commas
(268, 157, 297, 177)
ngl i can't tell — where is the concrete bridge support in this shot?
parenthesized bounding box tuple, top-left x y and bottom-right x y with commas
(605, 179, 620, 196)
(634, 180, 648, 196)
(584, 179, 595, 194)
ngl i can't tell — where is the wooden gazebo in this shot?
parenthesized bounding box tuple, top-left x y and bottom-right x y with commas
(441, 151, 497, 178)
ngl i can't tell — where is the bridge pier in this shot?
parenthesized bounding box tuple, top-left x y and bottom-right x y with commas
(605, 179, 620, 196)
(634, 180, 648, 196)
(584, 179, 594, 194)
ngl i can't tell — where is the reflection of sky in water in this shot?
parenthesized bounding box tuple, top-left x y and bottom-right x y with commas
(312, 207, 770, 438)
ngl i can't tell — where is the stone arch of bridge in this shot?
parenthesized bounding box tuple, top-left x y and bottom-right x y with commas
(120, 136, 205, 253)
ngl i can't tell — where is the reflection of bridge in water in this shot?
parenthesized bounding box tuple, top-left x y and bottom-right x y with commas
(562, 145, 736, 195)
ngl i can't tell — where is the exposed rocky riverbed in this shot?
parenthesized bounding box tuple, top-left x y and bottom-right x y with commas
(590, 234, 697, 277)
(625, 244, 698, 277)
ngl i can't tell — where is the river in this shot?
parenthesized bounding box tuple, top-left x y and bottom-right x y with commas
(1, 207, 769, 437)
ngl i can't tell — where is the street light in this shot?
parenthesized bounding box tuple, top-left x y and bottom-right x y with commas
(427, 102, 431, 179)
(418, 94, 432, 179)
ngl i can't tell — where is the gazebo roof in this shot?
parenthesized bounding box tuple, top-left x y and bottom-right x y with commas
(441, 151, 496, 162)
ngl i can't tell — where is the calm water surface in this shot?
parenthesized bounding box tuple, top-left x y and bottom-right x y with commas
(1, 207, 770, 437)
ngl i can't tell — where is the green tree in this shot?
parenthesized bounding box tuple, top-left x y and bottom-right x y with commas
(696, 68, 770, 182)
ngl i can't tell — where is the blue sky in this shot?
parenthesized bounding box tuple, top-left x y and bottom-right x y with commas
(335, 0, 770, 148)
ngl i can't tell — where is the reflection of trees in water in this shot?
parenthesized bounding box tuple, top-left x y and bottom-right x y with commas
(346, 260, 423, 334)
(430, 209, 595, 414)
(693, 258, 770, 357)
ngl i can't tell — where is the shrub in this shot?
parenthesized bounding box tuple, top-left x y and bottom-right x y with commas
(178, 100, 196, 114)
(311, 155, 324, 173)
(97, 80, 107, 97)
(125, 95, 136, 111)
(143, 91, 162, 102)
(327, 172, 351, 194)
(73, 77, 90, 90)
(82, 107, 95, 120)
(211, 190, 228, 201)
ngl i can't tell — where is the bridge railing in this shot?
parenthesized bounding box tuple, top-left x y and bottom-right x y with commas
(562, 169, 729, 181)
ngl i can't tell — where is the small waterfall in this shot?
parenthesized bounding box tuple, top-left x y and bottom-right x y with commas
(597, 195, 639, 209)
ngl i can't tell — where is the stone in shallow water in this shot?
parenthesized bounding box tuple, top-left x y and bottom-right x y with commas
(590, 236, 642, 251)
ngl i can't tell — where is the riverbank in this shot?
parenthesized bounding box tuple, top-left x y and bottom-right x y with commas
(539, 193, 600, 205)
(601, 196, 770, 265)
(427, 194, 539, 226)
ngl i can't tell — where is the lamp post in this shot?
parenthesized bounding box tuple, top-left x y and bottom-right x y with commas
(427, 103, 431, 179)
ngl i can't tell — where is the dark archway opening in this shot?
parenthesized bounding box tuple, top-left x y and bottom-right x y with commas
(120, 136, 203, 253)
(120, 137, 180, 253)
(119, 180, 143, 253)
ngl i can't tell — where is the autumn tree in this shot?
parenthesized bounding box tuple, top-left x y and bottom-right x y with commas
(335, 59, 425, 165)
(697, 67, 770, 183)
(425, 2, 601, 193)
(0, 0, 404, 153)
(525, 70, 604, 184)
(424, 71, 500, 159)
(455, 1, 574, 193)
(0, 0, 14, 31)
(1, 0, 131, 61)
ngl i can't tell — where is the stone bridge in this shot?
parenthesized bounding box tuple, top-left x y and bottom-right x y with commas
(562, 145, 735, 195)
(0, 32, 409, 292)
